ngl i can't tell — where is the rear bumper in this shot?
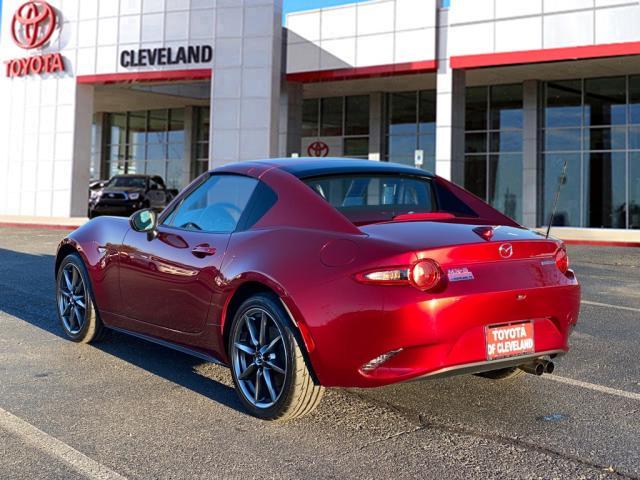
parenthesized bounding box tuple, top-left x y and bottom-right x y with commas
(305, 281, 580, 388)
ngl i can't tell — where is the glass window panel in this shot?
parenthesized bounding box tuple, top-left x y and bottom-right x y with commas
(108, 113, 127, 145)
(302, 99, 319, 137)
(388, 92, 417, 135)
(630, 153, 640, 229)
(168, 109, 185, 143)
(464, 155, 487, 200)
(584, 127, 626, 151)
(544, 128, 582, 152)
(418, 90, 436, 134)
(193, 160, 209, 179)
(542, 154, 582, 228)
(388, 135, 418, 158)
(465, 86, 487, 131)
(584, 77, 627, 127)
(344, 137, 369, 158)
(128, 112, 147, 145)
(465, 132, 487, 154)
(489, 131, 523, 153)
(345, 95, 370, 136)
(320, 97, 343, 136)
(488, 154, 522, 222)
(490, 84, 523, 130)
(195, 143, 209, 160)
(388, 155, 415, 167)
(145, 161, 166, 178)
(546, 80, 582, 128)
(586, 152, 627, 228)
(629, 126, 640, 150)
(168, 142, 185, 160)
(166, 158, 183, 190)
(147, 110, 168, 143)
(146, 143, 166, 161)
(629, 76, 640, 125)
(418, 134, 436, 157)
(196, 107, 210, 143)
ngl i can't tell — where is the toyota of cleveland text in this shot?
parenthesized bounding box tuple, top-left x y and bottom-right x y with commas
(55, 158, 580, 420)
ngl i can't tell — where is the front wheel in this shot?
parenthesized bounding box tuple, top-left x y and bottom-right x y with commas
(56, 254, 105, 343)
(229, 294, 324, 421)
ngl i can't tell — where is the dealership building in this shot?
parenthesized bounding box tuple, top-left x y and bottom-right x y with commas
(1, 0, 640, 237)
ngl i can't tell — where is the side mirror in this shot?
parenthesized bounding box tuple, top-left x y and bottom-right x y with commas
(130, 209, 158, 240)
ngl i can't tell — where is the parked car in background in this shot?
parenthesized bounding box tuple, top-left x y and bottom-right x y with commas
(89, 174, 177, 218)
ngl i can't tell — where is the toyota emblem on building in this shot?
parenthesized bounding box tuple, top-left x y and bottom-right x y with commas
(499, 243, 513, 259)
(11, 1, 57, 50)
(307, 141, 330, 157)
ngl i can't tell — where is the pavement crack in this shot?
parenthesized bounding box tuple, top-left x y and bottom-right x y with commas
(356, 426, 424, 450)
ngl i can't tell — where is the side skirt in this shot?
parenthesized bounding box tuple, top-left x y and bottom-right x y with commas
(108, 326, 227, 367)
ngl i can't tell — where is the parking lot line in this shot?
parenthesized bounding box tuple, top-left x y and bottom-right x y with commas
(0, 406, 127, 480)
(544, 375, 640, 402)
(581, 300, 640, 313)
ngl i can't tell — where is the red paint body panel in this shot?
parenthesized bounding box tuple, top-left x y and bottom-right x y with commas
(56, 160, 580, 388)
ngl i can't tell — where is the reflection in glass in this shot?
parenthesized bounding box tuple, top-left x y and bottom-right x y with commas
(419, 90, 436, 134)
(128, 112, 147, 145)
(489, 131, 523, 153)
(586, 152, 626, 228)
(320, 97, 343, 136)
(542, 154, 581, 228)
(630, 153, 640, 229)
(546, 80, 582, 128)
(584, 127, 626, 151)
(464, 156, 486, 200)
(465, 132, 486, 154)
(584, 77, 626, 127)
(344, 137, 369, 158)
(302, 99, 319, 137)
(488, 154, 522, 222)
(544, 128, 581, 152)
(388, 92, 417, 135)
(490, 84, 523, 130)
(345, 96, 369, 136)
(465, 87, 487, 131)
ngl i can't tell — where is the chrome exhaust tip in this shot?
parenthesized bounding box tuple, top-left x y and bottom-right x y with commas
(543, 360, 555, 374)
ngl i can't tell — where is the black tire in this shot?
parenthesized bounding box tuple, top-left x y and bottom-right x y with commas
(475, 367, 524, 381)
(55, 253, 105, 344)
(228, 293, 324, 421)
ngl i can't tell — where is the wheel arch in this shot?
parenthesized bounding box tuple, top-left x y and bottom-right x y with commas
(221, 279, 321, 385)
(55, 241, 82, 277)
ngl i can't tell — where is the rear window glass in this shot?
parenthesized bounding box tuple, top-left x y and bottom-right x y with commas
(304, 174, 438, 224)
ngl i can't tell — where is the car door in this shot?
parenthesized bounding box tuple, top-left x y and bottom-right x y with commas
(118, 174, 260, 334)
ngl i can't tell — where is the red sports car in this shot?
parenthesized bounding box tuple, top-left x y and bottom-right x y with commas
(55, 159, 580, 420)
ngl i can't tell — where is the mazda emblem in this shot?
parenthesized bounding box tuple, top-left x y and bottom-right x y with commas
(499, 243, 513, 259)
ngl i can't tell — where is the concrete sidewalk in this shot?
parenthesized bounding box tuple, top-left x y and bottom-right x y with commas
(0, 216, 87, 231)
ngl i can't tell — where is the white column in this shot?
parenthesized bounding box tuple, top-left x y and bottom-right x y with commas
(435, 8, 465, 184)
(210, 0, 283, 167)
(522, 80, 539, 228)
(278, 81, 303, 157)
(369, 92, 383, 161)
(70, 84, 95, 217)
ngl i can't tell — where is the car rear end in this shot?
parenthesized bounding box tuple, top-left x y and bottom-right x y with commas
(290, 165, 580, 388)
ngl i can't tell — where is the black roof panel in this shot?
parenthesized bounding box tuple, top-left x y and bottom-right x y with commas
(256, 158, 434, 179)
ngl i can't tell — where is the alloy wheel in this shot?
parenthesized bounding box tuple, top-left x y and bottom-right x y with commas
(232, 307, 288, 409)
(57, 264, 88, 335)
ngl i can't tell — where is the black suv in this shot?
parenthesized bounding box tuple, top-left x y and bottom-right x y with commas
(89, 175, 177, 218)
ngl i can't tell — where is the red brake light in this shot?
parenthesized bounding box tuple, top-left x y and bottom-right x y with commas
(410, 259, 442, 291)
(555, 247, 569, 274)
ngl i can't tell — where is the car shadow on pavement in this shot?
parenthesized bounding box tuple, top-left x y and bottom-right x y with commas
(0, 247, 242, 413)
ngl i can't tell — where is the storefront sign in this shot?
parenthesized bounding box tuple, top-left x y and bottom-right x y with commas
(120, 45, 213, 68)
(4, 1, 66, 78)
(308, 141, 330, 157)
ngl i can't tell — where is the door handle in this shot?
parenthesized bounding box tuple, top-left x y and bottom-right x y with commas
(192, 244, 216, 257)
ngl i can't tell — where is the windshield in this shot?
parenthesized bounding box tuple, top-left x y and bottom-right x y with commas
(108, 177, 147, 189)
(304, 174, 440, 225)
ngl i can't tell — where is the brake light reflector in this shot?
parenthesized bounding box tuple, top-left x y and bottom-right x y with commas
(361, 349, 403, 373)
(555, 247, 569, 274)
(410, 259, 442, 291)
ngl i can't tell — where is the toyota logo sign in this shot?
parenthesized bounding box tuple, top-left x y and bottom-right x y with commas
(499, 243, 514, 259)
(11, 1, 57, 50)
(307, 141, 330, 157)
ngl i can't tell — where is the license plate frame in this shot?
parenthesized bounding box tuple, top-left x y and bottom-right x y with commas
(485, 321, 535, 361)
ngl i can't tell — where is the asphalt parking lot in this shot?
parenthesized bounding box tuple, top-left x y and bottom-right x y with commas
(0, 226, 639, 480)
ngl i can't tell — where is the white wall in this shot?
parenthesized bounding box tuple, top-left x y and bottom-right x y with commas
(449, 0, 640, 57)
(286, 0, 438, 74)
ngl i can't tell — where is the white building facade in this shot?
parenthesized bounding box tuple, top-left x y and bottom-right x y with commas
(1, 0, 640, 233)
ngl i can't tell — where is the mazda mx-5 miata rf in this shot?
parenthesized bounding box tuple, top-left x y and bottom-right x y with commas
(55, 158, 580, 420)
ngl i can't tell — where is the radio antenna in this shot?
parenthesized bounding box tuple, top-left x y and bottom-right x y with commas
(546, 161, 568, 239)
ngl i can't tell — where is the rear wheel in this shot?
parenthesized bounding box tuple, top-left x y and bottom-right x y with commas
(475, 367, 524, 381)
(56, 254, 105, 344)
(229, 293, 324, 421)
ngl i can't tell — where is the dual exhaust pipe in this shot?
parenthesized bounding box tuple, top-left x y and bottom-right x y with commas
(521, 359, 555, 376)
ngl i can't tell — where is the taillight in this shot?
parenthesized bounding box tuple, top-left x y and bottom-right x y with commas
(555, 247, 569, 274)
(410, 259, 442, 291)
(356, 259, 443, 292)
